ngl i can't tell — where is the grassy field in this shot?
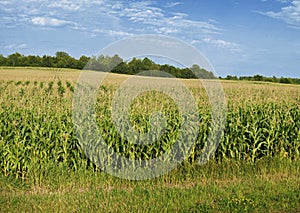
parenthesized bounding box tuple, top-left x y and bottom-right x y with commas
(0, 67, 299, 212)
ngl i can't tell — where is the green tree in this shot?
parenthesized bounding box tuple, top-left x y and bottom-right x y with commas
(190, 64, 215, 79)
(112, 61, 129, 74)
(55, 51, 70, 58)
(226, 75, 238, 80)
(41, 55, 55, 67)
(253, 74, 264, 81)
(7, 52, 22, 66)
(108, 54, 123, 71)
(55, 51, 77, 68)
(77, 55, 90, 69)
(279, 77, 292, 84)
(0, 54, 7, 66)
(26, 55, 41, 67)
(128, 57, 143, 74)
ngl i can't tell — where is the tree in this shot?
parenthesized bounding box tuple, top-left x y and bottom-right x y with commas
(41, 55, 55, 67)
(55, 51, 77, 68)
(26, 55, 41, 67)
(141, 57, 155, 70)
(0, 54, 7, 66)
(253, 74, 264, 81)
(78, 55, 90, 69)
(180, 67, 194, 78)
(112, 61, 129, 74)
(128, 57, 143, 74)
(226, 75, 238, 80)
(7, 52, 22, 66)
(108, 54, 123, 71)
(55, 51, 70, 58)
(190, 64, 215, 79)
(279, 77, 292, 84)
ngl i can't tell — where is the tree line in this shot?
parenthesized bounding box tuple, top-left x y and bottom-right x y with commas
(1, 52, 299, 83)
(221, 74, 300, 85)
(0, 52, 89, 70)
(0, 52, 216, 79)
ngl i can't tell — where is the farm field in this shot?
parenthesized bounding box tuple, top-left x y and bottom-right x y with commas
(0, 67, 299, 212)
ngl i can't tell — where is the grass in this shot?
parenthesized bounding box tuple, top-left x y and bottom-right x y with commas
(0, 157, 299, 212)
(0, 67, 299, 212)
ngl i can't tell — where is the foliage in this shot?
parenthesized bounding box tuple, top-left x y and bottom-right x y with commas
(0, 52, 88, 70)
(0, 52, 216, 79)
(1, 52, 299, 83)
(223, 74, 300, 85)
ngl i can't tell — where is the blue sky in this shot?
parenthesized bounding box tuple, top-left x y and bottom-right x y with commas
(0, 0, 299, 78)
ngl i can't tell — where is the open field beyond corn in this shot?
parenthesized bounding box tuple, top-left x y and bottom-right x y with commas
(0, 67, 299, 212)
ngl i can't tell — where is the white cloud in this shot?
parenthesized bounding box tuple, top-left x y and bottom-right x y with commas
(154, 27, 178, 34)
(202, 37, 241, 52)
(108, 30, 134, 37)
(190, 40, 200, 44)
(107, 1, 221, 36)
(46, 0, 105, 11)
(1, 0, 222, 36)
(0, 0, 241, 52)
(4, 43, 28, 50)
(114, 1, 164, 24)
(48, 1, 82, 12)
(165, 2, 183, 8)
(93, 29, 134, 37)
(276, 0, 290, 3)
(172, 12, 188, 19)
(0, 1, 12, 6)
(31, 17, 74, 27)
(259, 0, 300, 28)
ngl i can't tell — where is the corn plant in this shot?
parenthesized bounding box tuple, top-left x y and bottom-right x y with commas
(0, 77, 299, 179)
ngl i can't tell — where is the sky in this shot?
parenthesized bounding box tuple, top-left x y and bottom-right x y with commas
(0, 0, 300, 78)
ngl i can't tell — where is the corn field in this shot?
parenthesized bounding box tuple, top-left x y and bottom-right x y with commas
(0, 72, 299, 179)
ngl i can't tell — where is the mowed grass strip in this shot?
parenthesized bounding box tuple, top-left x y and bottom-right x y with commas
(0, 157, 299, 212)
